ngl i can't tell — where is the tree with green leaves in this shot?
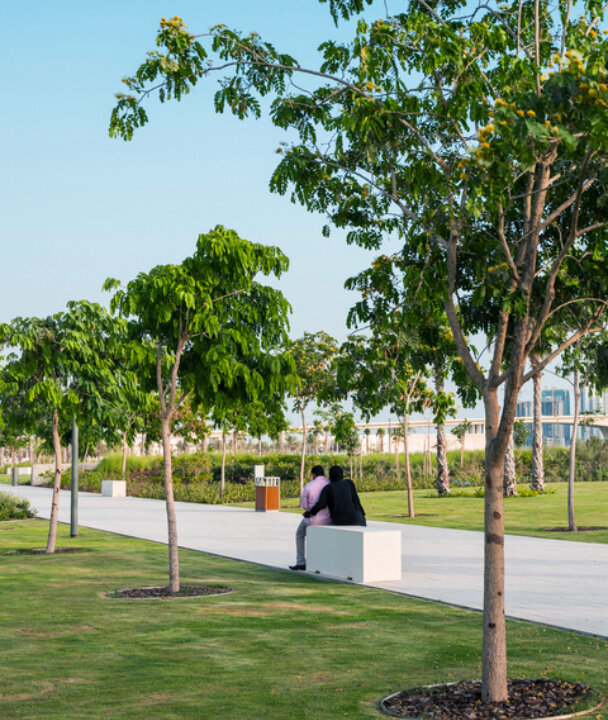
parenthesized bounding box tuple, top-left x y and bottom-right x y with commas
(314, 405, 338, 453)
(111, 0, 608, 701)
(451, 419, 473, 470)
(286, 331, 338, 494)
(558, 331, 608, 530)
(513, 418, 530, 449)
(105, 225, 292, 591)
(338, 330, 435, 517)
(347, 253, 463, 495)
(0, 379, 30, 478)
(0, 302, 130, 553)
(331, 409, 359, 477)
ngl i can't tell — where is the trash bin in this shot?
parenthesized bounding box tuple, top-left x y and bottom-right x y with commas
(255, 476, 280, 512)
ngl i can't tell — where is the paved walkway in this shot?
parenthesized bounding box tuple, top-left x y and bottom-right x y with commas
(5, 486, 607, 638)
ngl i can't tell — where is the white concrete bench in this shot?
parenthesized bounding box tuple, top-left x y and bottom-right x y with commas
(101, 480, 127, 498)
(306, 525, 402, 583)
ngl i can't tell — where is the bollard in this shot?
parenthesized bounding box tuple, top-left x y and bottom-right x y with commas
(11, 467, 19, 486)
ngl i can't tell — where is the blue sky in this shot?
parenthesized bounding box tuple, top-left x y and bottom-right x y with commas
(3, 0, 392, 341)
(4, 1, 572, 418)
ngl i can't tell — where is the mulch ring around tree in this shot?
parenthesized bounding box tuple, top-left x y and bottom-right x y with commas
(3, 547, 89, 555)
(542, 527, 607, 532)
(381, 678, 604, 720)
(107, 585, 233, 599)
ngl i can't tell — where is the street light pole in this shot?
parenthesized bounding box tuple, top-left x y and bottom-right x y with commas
(70, 418, 79, 537)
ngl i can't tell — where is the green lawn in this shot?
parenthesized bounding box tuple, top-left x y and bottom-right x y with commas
(0, 473, 31, 486)
(360, 482, 608, 544)
(0, 519, 606, 720)
(250, 482, 608, 544)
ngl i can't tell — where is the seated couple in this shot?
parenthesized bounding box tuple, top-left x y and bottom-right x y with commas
(289, 464, 366, 571)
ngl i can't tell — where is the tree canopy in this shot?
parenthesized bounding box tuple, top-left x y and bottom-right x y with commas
(105, 225, 294, 590)
(0, 301, 131, 552)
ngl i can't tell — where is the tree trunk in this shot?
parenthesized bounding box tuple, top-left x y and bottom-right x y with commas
(403, 414, 415, 518)
(530, 355, 545, 490)
(299, 408, 307, 496)
(359, 446, 363, 481)
(423, 435, 431, 476)
(29, 440, 36, 485)
(503, 433, 518, 497)
(221, 431, 227, 499)
(280, 431, 285, 454)
(140, 432, 146, 457)
(121, 431, 128, 478)
(46, 408, 62, 554)
(434, 367, 450, 494)
(568, 369, 579, 532)
(460, 439, 465, 469)
(394, 433, 400, 471)
(161, 415, 180, 593)
(481, 391, 508, 702)
(435, 423, 450, 495)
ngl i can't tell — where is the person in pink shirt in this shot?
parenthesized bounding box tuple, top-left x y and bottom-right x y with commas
(289, 465, 331, 571)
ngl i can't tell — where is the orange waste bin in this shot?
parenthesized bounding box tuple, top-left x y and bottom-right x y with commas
(255, 476, 281, 511)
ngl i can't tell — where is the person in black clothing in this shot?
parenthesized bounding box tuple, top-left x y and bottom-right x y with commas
(303, 465, 366, 526)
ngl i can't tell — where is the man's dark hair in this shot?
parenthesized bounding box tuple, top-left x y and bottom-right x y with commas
(311, 465, 325, 478)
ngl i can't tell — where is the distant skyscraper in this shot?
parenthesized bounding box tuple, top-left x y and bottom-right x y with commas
(541, 388, 571, 445)
(515, 388, 572, 446)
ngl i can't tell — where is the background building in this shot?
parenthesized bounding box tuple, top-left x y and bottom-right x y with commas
(515, 388, 572, 446)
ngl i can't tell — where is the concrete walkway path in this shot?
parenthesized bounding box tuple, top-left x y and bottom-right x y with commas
(5, 486, 607, 638)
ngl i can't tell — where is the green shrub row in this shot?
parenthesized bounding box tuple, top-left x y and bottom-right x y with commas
(52, 438, 608, 504)
(0, 491, 36, 521)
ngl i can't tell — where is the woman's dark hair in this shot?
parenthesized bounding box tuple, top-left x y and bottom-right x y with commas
(329, 465, 344, 482)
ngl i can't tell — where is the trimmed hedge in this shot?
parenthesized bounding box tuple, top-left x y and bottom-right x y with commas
(52, 439, 608, 504)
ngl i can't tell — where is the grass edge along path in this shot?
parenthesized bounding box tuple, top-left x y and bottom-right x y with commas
(0, 519, 606, 720)
(245, 482, 608, 544)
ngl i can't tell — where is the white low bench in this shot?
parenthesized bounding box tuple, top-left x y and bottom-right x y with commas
(306, 525, 402, 583)
(101, 480, 127, 498)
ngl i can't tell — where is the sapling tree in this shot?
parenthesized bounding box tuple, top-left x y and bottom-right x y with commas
(286, 331, 338, 494)
(346, 253, 464, 495)
(452, 419, 473, 470)
(111, 0, 608, 701)
(105, 225, 293, 591)
(331, 409, 359, 477)
(338, 329, 436, 517)
(558, 332, 608, 530)
(0, 302, 130, 552)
